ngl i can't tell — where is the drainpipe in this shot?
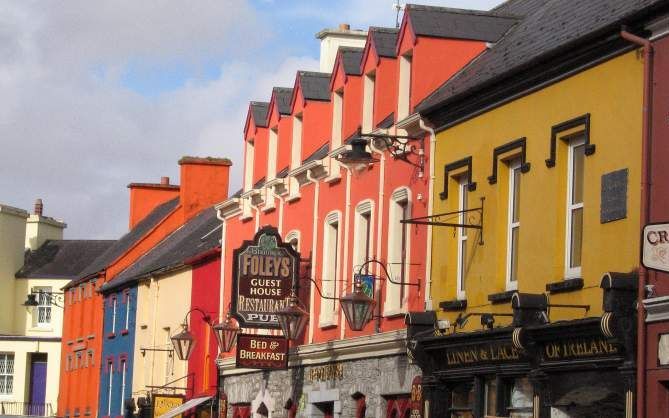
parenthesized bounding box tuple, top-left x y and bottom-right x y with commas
(419, 118, 436, 311)
(306, 170, 321, 344)
(215, 208, 228, 416)
(620, 28, 653, 418)
(370, 140, 386, 334)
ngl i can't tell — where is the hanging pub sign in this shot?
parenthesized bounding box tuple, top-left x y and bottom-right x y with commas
(410, 375, 424, 418)
(642, 223, 669, 273)
(236, 334, 289, 370)
(152, 394, 184, 418)
(231, 226, 300, 328)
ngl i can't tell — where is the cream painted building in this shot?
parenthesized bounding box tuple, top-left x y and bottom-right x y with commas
(133, 269, 193, 395)
(0, 200, 113, 417)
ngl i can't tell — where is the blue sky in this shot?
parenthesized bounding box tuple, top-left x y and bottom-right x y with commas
(0, 0, 503, 239)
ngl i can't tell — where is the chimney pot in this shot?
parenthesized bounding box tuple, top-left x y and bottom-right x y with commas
(160, 176, 170, 185)
(339, 23, 350, 30)
(34, 199, 43, 216)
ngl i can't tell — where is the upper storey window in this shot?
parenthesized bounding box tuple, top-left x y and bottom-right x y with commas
(267, 127, 278, 181)
(291, 116, 303, 170)
(397, 51, 412, 120)
(243, 139, 255, 192)
(362, 71, 376, 133)
(506, 161, 521, 290)
(331, 90, 344, 148)
(456, 177, 469, 300)
(565, 136, 585, 278)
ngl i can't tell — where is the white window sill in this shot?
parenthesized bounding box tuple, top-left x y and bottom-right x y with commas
(286, 193, 301, 203)
(324, 174, 341, 184)
(383, 308, 407, 318)
(318, 321, 338, 329)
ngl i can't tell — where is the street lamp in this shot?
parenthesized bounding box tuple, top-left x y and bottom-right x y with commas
(339, 277, 376, 331)
(171, 323, 196, 361)
(22, 294, 39, 307)
(336, 137, 379, 172)
(212, 312, 240, 353)
(276, 290, 309, 341)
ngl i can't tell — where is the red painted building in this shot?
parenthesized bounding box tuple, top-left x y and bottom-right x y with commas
(58, 158, 231, 418)
(215, 6, 509, 416)
(641, 24, 669, 418)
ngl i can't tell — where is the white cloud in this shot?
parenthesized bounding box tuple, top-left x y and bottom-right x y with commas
(0, 0, 316, 239)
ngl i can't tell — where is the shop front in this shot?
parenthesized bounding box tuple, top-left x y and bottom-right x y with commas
(219, 329, 421, 418)
(408, 274, 637, 418)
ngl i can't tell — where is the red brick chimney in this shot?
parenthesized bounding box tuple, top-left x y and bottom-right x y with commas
(178, 156, 232, 221)
(127, 177, 180, 229)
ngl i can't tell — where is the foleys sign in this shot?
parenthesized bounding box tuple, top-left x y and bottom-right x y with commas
(236, 334, 289, 370)
(232, 226, 299, 328)
(643, 223, 669, 273)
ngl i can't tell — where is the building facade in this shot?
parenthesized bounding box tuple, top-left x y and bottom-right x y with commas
(0, 201, 111, 417)
(214, 6, 518, 417)
(408, 1, 669, 417)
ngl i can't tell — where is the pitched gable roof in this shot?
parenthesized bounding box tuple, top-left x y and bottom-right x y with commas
(273, 87, 294, 115)
(67, 197, 180, 287)
(297, 71, 331, 101)
(369, 27, 400, 58)
(16, 240, 115, 279)
(250, 102, 269, 128)
(417, 0, 667, 120)
(101, 207, 221, 292)
(340, 47, 364, 76)
(404, 4, 519, 43)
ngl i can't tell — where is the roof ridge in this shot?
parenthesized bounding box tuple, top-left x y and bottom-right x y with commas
(406, 3, 519, 18)
(299, 71, 331, 77)
(339, 46, 364, 52)
(369, 26, 399, 33)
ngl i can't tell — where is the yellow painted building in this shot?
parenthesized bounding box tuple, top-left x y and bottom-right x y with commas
(408, 44, 647, 417)
(431, 51, 642, 324)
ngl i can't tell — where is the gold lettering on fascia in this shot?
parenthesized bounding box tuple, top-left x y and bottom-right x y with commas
(240, 252, 291, 278)
(445, 344, 520, 366)
(308, 364, 344, 382)
(544, 338, 618, 360)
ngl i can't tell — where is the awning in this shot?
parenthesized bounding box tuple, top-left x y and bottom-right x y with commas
(158, 396, 213, 418)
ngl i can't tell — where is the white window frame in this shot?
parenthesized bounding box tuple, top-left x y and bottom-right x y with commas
(506, 161, 521, 290)
(565, 136, 586, 279)
(124, 292, 131, 330)
(397, 51, 412, 120)
(107, 361, 113, 416)
(320, 212, 341, 327)
(268, 127, 278, 181)
(385, 188, 411, 315)
(362, 71, 376, 133)
(111, 297, 117, 334)
(456, 178, 469, 300)
(285, 230, 300, 253)
(331, 90, 343, 148)
(34, 286, 53, 327)
(0, 353, 14, 395)
(352, 200, 374, 278)
(243, 139, 255, 192)
(120, 359, 127, 413)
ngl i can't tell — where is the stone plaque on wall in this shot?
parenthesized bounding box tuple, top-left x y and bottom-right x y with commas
(601, 169, 628, 223)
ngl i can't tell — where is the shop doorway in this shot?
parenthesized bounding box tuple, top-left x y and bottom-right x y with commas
(231, 404, 251, 418)
(385, 395, 410, 418)
(28, 353, 48, 416)
(314, 402, 334, 418)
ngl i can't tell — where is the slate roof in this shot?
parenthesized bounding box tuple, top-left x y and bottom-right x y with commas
(273, 87, 294, 115)
(298, 72, 331, 101)
(405, 4, 519, 42)
(101, 207, 221, 293)
(250, 102, 269, 128)
(276, 166, 290, 179)
(340, 47, 364, 76)
(418, 0, 667, 116)
(369, 27, 400, 58)
(302, 143, 330, 164)
(253, 177, 266, 189)
(66, 197, 180, 288)
(16, 240, 115, 279)
(231, 188, 243, 198)
(376, 113, 395, 129)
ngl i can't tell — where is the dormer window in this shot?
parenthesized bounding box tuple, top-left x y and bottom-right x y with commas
(397, 51, 412, 120)
(267, 127, 278, 181)
(362, 71, 376, 133)
(244, 139, 255, 192)
(291, 116, 302, 170)
(332, 89, 344, 148)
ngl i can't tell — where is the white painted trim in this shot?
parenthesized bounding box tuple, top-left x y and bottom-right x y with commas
(456, 179, 468, 300)
(352, 199, 375, 278)
(218, 329, 407, 375)
(320, 211, 342, 328)
(397, 52, 412, 120)
(331, 91, 343, 149)
(419, 118, 436, 311)
(506, 160, 521, 291)
(362, 72, 375, 133)
(285, 230, 301, 252)
(385, 187, 411, 315)
(565, 136, 585, 279)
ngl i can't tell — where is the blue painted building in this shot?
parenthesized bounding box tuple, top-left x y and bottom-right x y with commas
(98, 286, 137, 418)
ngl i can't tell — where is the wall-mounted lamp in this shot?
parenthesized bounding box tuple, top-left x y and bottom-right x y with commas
(22, 290, 64, 309)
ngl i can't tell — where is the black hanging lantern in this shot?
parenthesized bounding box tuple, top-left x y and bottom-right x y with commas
(336, 137, 379, 172)
(171, 324, 196, 361)
(212, 312, 240, 353)
(276, 292, 309, 341)
(340, 278, 376, 331)
(22, 293, 39, 307)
